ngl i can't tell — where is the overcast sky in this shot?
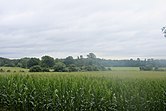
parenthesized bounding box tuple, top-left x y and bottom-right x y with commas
(0, 0, 166, 59)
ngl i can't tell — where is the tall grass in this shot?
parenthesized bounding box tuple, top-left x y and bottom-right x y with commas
(0, 71, 166, 111)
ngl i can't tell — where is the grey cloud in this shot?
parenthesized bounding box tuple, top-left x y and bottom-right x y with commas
(0, 0, 166, 59)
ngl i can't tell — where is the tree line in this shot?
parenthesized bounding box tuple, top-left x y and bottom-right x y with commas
(0, 53, 166, 72)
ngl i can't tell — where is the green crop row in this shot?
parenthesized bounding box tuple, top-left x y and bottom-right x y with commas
(0, 72, 166, 111)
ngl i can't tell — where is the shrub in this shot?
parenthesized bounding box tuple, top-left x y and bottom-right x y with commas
(154, 67, 159, 71)
(0, 69, 5, 72)
(139, 65, 153, 71)
(20, 70, 25, 72)
(29, 65, 42, 72)
(83, 65, 100, 71)
(27, 58, 40, 68)
(42, 68, 50, 72)
(7, 70, 11, 72)
(107, 67, 112, 71)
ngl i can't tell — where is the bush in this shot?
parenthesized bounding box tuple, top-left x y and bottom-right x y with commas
(107, 67, 112, 71)
(27, 58, 40, 68)
(29, 65, 42, 72)
(42, 68, 50, 72)
(83, 65, 100, 71)
(0, 69, 5, 72)
(154, 67, 159, 71)
(139, 65, 153, 71)
(97, 65, 106, 71)
(20, 70, 25, 72)
(7, 70, 11, 72)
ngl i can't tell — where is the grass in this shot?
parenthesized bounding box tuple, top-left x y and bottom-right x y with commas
(0, 68, 166, 111)
(111, 67, 140, 71)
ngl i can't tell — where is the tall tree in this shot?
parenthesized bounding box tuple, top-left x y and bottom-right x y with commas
(53, 62, 66, 72)
(17, 57, 30, 68)
(87, 53, 96, 59)
(41, 56, 55, 68)
(80, 55, 83, 59)
(64, 56, 75, 66)
(27, 58, 40, 68)
(162, 26, 166, 37)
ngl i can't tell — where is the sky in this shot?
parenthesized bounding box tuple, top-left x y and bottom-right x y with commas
(0, 0, 166, 59)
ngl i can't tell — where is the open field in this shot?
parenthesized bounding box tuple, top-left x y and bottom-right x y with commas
(0, 68, 166, 111)
(110, 67, 140, 71)
(0, 67, 29, 72)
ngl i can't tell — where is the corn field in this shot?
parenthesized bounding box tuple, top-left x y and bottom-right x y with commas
(0, 71, 166, 111)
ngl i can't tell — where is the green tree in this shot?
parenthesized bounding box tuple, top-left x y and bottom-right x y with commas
(64, 56, 75, 66)
(0, 57, 15, 67)
(68, 64, 80, 72)
(87, 53, 96, 59)
(29, 65, 42, 72)
(80, 55, 83, 59)
(42, 68, 50, 72)
(162, 26, 166, 37)
(139, 65, 153, 71)
(41, 56, 55, 68)
(27, 58, 40, 68)
(0, 69, 5, 72)
(17, 57, 30, 68)
(53, 62, 66, 72)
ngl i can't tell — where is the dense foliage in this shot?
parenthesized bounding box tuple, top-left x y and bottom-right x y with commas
(1, 53, 166, 72)
(29, 65, 42, 72)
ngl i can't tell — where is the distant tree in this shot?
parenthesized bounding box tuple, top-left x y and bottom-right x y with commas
(75, 57, 83, 66)
(17, 58, 30, 68)
(42, 68, 50, 72)
(146, 59, 155, 67)
(86, 55, 99, 66)
(154, 66, 159, 71)
(53, 62, 66, 72)
(68, 64, 80, 72)
(41, 56, 55, 68)
(107, 67, 112, 71)
(0, 57, 15, 67)
(54, 58, 63, 63)
(27, 58, 40, 68)
(83, 65, 98, 71)
(161, 26, 166, 37)
(77, 56, 80, 60)
(4, 64, 14, 67)
(64, 56, 75, 66)
(139, 65, 153, 71)
(137, 58, 140, 62)
(7, 70, 11, 72)
(87, 53, 96, 59)
(29, 65, 42, 72)
(98, 65, 106, 71)
(80, 55, 83, 59)
(0, 69, 5, 72)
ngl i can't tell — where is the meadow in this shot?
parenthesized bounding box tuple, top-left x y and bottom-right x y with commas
(0, 67, 166, 111)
